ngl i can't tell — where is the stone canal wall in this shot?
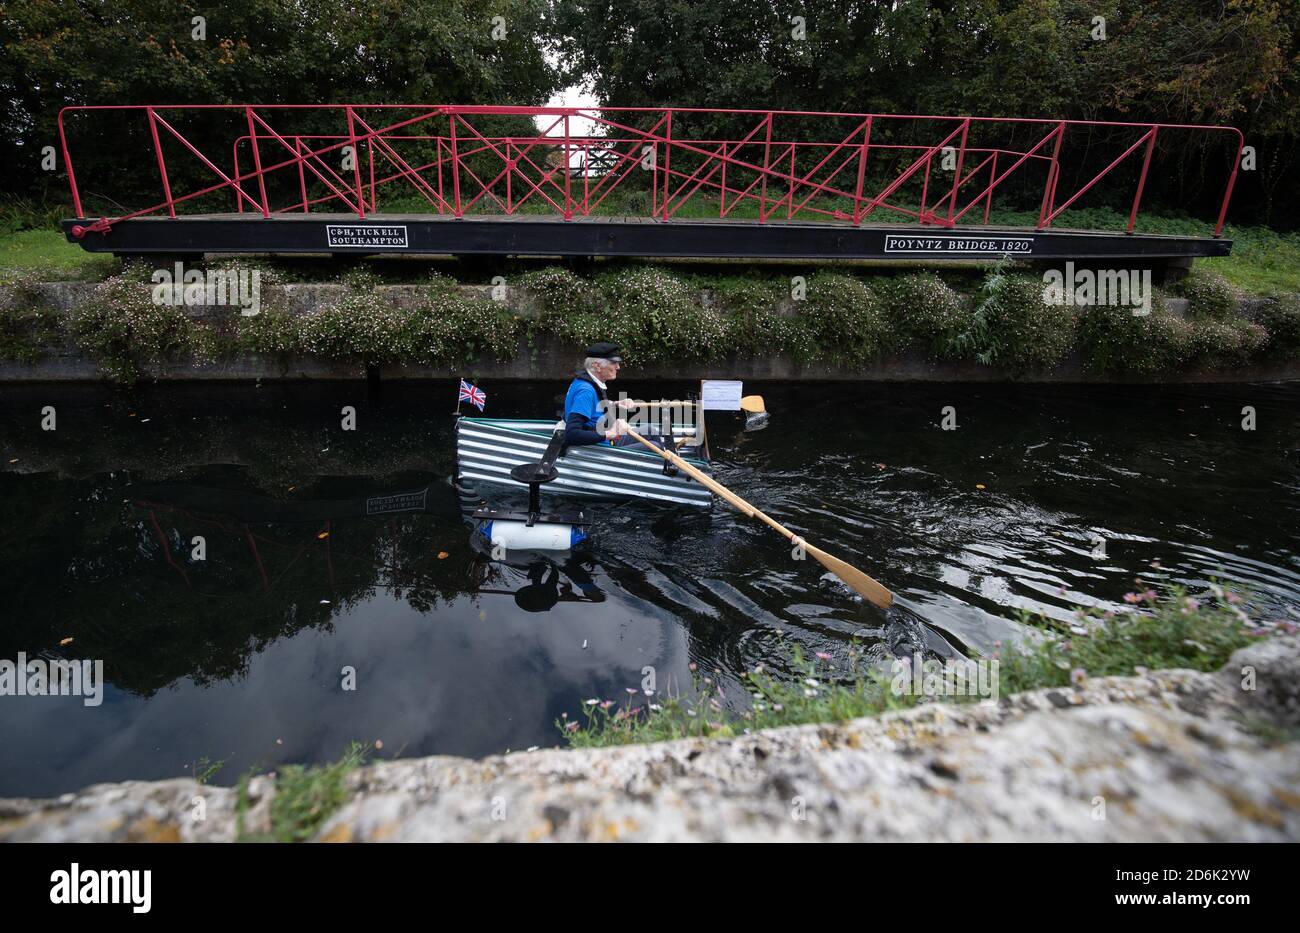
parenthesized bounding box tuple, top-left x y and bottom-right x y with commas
(2, 636, 1297, 842)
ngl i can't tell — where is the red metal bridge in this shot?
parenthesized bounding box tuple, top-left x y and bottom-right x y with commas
(58, 104, 1243, 263)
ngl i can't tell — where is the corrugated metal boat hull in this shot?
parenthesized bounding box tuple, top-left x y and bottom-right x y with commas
(456, 418, 712, 508)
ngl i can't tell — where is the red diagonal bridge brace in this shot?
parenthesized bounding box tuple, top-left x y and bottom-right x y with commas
(58, 104, 1244, 240)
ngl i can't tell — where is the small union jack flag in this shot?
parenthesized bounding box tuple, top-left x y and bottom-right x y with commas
(458, 379, 486, 411)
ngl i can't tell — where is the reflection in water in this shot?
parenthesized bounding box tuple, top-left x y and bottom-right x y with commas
(472, 551, 606, 613)
(0, 380, 1296, 796)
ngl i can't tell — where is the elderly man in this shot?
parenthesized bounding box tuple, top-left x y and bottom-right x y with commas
(563, 342, 635, 446)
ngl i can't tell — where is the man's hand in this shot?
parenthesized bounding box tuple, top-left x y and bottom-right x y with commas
(615, 397, 637, 411)
(604, 417, 631, 439)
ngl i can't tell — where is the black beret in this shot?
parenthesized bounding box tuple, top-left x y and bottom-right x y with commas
(584, 342, 622, 361)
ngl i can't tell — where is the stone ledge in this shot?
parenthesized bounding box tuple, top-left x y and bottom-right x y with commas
(2, 636, 1296, 842)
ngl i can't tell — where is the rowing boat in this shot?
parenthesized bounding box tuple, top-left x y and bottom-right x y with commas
(455, 417, 713, 508)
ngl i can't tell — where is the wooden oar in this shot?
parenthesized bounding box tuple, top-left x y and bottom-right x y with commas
(623, 427, 893, 609)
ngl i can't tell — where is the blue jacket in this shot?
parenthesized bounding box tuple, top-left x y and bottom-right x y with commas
(564, 372, 608, 446)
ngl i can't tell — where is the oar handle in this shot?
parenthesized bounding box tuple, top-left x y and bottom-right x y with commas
(623, 428, 756, 517)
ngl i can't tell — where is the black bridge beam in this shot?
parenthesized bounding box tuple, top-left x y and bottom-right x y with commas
(63, 215, 1232, 262)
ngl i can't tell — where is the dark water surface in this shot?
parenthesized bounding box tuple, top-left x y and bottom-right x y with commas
(0, 380, 1296, 796)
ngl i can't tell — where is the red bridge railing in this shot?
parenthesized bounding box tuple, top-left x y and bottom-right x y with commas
(59, 104, 1244, 239)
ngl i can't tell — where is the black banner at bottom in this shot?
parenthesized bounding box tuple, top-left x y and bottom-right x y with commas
(0, 843, 1284, 918)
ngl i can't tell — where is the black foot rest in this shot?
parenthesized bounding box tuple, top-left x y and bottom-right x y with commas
(654, 437, 679, 477)
(510, 463, 558, 485)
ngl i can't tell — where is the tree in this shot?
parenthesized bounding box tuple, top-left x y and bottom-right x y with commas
(0, 0, 564, 203)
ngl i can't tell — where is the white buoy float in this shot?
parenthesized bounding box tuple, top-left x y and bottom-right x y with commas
(478, 519, 587, 551)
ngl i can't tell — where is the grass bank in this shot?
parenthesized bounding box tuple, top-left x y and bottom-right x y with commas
(559, 584, 1292, 748)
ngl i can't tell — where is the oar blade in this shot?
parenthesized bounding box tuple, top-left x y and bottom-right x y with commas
(624, 427, 892, 609)
(803, 542, 893, 609)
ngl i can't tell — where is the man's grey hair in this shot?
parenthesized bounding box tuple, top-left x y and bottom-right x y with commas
(584, 356, 605, 373)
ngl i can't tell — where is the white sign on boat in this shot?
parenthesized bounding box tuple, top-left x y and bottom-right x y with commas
(700, 380, 743, 411)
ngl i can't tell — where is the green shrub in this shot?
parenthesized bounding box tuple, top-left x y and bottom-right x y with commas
(956, 268, 1075, 371)
(704, 277, 806, 359)
(239, 304, 303, 358)
(70, 276, 207, 382)
(876, 273, 968, 359)
(517, 266, 603, 318)
(1077, 302, 1194, 374)
(337, 264, 384, 292)
(205, 257, 283, 291)
(707, 277, 788, 316)
(519, 265, 616, 353)
(0, 195, 69, 236)
(297, 291, 409, 364)
(719, 305, 790, 357)
(0, 266, 43, 298)
(115, 258, 158, 284)
(0, 305, 60, 363)
(560, 644, 916, 749)
(523, 266, 894, 365)
(795, 271, 890, 363)
(1252, 294, 1300, 358)
(1173, 267, 1241, 320)
(592, 266, 728, 363)
(405, 281, 520, 364)
(1187, 317, 1267, 367)
(294, 274, 519, 367)
(0, 270, 61, 363)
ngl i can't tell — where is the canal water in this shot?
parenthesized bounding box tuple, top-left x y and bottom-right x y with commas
(0, 380, 1296, 796)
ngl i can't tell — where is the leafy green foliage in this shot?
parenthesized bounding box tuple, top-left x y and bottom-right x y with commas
(795, 272, 891, 363)
(523, 266, 892, 365)
(876, 273, 968, 359)
(0, 269, 61, 362)
(0, 194, 69, 236)
(69, 277, 210, 382)
(1201, 227, 1300, 296)
(189, 756, 228, 786)
(552, 0, 1299, 222)
(1188, 317, 1268, 368)
(955, 265, 1076, 371)
(297, 291, 411, 364)
(1, 1, 562, 206)
(524, 265, 731, 364)
(594, 267, 729, 362)
(708, 277, 801, 358)
(238, 305, 302, 360)
(1252, 294, 1300, 358)
(998, 584, 1261, 694)
(290, 282, 521, 368)
(1076, 303, 1194, 374)
(12, 259, 1298, 379)
(1173, 268, 1243, 321)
